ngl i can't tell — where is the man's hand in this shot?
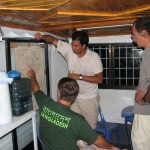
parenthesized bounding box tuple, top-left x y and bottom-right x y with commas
(135, 89, 145, 105)
(27, 66, 36, 79)
(94, 135, 120, 150)
(35, 32, 43, 41)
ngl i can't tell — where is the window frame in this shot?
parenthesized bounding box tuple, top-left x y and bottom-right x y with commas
(89, 43, 142, 89)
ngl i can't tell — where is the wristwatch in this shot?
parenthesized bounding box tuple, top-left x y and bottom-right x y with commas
(79, 74, 83, 80)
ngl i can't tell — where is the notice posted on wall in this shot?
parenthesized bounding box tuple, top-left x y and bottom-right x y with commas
(11, 42, 47, 110)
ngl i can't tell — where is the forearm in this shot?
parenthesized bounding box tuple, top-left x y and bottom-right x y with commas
(81, 74, 103, 84)
(27, 67, 40, 94)
(68, 72, 103, 84)
(94, 136, 118, 149)
(30, 76, 40, 94)
(42, 35, 58, 46)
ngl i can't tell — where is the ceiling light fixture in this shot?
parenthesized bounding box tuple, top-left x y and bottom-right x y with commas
(76, 24, 131, 31)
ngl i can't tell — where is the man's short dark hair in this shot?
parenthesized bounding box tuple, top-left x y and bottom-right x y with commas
(133, 15, 150, 35)
(58, 77, 79, 101)
(72, 31, 89, 47)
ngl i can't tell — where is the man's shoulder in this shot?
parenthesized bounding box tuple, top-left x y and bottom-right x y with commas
(35, 90, 44, 96)
(86, 49, 100, 60)
(70, 109, 85, 120)
(87, 48, 98, 55)
(35, 90, 55, 101)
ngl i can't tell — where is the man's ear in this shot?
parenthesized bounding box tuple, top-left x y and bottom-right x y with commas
(141, 30, 149, 38)
(82, 44, 86, 49)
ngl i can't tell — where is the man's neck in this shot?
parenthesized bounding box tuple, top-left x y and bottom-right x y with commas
(58, 99, 71, 107)
(144, 37, 150, 48)
(77, 49, 87, 58)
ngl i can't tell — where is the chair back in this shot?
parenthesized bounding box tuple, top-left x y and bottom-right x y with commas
(99, 107, 106, 123)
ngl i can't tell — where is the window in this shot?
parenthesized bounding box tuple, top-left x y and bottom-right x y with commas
(89, 44, 143, 89)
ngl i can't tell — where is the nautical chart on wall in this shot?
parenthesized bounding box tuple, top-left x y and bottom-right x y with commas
(10, 42, 47, 110)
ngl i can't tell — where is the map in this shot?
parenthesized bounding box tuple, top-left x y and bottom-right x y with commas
(11, 42, 47, 110)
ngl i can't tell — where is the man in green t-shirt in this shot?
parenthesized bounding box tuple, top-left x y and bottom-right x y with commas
(27, 67, 119, 150)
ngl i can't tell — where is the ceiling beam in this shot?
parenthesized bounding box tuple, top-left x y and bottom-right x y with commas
(58, 4, 150, 17)
(40, 19, 134, 32)
(0, 0, 70, 11)
(0, 20, 39, 31)
(0, 7, 49, 11)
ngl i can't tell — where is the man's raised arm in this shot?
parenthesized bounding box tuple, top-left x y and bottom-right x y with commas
(27, 66, 40, 94)
(35, 32, 58, 46)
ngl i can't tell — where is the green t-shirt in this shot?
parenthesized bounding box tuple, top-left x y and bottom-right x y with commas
(35, 90, 98, 150)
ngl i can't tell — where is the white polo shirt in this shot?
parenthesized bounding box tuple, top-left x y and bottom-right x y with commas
(57, 40, 103, 99)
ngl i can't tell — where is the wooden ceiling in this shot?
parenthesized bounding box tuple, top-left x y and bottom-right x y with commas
(0, 0, 150, 38)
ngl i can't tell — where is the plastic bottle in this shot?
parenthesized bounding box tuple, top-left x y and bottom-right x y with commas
(0, 70, 13, 124)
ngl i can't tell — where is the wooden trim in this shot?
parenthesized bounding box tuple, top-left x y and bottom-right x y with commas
(58, 4, 150, 17)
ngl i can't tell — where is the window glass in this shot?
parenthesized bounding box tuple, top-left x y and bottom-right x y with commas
(89, 44, 142, 89)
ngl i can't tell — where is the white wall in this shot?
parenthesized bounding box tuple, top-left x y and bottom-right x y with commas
(100, 89, 135, 124)
(1, 27, 36, 38)
(48, 45, 68, 101)
(89, 35, 132, 43)
(69, 34, 132, 43)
